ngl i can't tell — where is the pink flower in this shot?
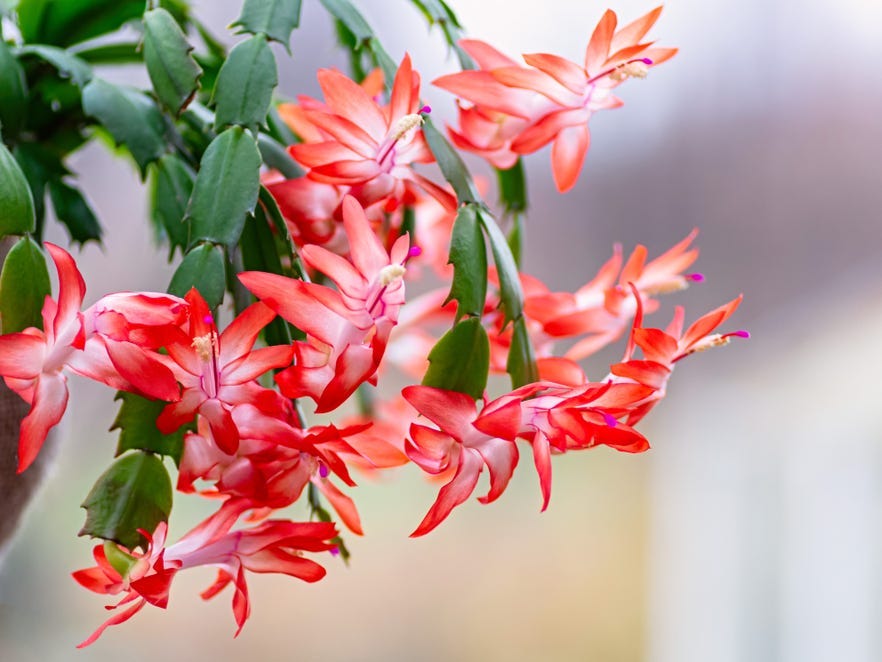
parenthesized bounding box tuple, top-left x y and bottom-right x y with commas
(610, 291, 748, 424)
(0, 244, 181, 472)
(435, 7, 676, 191)
(156, 288, 294, 454)
(74, 499, 338, 646)
(288, 55, 455, 211)
(239, 195, 415, 412)
(402, 385, 519, 537)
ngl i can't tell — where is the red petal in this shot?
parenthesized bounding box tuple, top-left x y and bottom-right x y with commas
(491, 67, 576, 106)
(522, 53, 588, 95)
(0, 333, 44, 378)
(44, 242, 86, 337)
(585, 9, 618, 74)
(105, 340, 181, 401)
(18, 372, 68, 472)
(551, 123, 591, 192)
(317, 68, 387, 139)
(410, 449, 482, 537)
(219, 302, 276, 368)
(511, 108, 588, 154)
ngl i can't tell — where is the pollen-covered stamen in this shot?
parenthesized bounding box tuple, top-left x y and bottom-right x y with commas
(377, 108, 431, 165)
(391, 113, 425, 141)
(378, 264, 407, 287)
(192, 334, 216, 362)
(590, 57, 653, 85)
(675, 329, 750, 361)
(366, 243, 419, 317)
(192, 331, 221, 396)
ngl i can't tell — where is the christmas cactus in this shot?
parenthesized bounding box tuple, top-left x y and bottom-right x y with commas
(0, 0, 746, 647)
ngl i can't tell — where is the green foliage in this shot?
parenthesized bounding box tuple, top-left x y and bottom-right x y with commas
(422, 118, 478, 203)
(407, 0, 474, 69)
(150, 154, 195, 254)
(445, 204, 487, 321)
(168, 242, 226, 308)
(0, 40, 28, 135)
(318, 0, 396, 82)
(186, 126, 261, 246)
(422, 317, 490, 400)
(143, 7, 203, 115)
(80, 451, 173, 550)
(478, 208, 523, 325)
(0, 235, 49, 333)
(47, 179, 102, 244)
(213, 34, 277, 132)
(232, 0, 302, 51)
(112, 392, 186, 466)
(257, 132, 302, 179)
(81, 78, 167, 176)
(0, 142, 36, 236)
(70, 42, 141, 65)
(17, 0, 144, 48)
(507, 317, 539, 388)
(319, 0, 372, 42)
(16, 44, 93, 87)
(496, 158, 528, 215)
(12, 142, 66, 232)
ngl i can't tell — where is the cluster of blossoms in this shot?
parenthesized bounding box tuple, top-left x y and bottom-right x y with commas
(0, 5, 746, 646)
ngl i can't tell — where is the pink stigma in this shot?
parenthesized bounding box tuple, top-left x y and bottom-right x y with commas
(408, 245, 423, 258)
(419, 105, 432, 115)
(602, 412, 618, 427)
(203, 314, 214, 324)
(688, 273, 705, 283)
(329, 546, 340, 557)
(641, 58, 653, 65)
(318, 462, 329, 478)
(730, 330, 750, 339)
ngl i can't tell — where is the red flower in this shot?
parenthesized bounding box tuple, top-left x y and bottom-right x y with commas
(435, 7, 676, 191)
(402, 385, 519, 537)
(74, 499, 337, 646)
(239, 196, 415, 412)
(156, 288, 294, 453)
(288, 55, 455, 211)
(0, 244, 181, 471)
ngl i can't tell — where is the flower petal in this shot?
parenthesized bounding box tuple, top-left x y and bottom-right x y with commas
(18, 372, 68, 473)
(551, 123, 591, 192)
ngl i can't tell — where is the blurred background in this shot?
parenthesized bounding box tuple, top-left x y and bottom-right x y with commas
(2, 0, 881, 660)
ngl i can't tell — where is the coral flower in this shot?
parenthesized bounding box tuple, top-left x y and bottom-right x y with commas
(156, 289, 294, 454)
(74, 499, 337, 646)
(435, 7, 676, 191)
(0, 244, 180, 472)
(288, 54, 455, 211)
(239, 196, 415, 412)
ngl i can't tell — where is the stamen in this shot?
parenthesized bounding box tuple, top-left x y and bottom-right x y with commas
(378, 264, 407, 286)
(191, 334, 215, 362)
(390, 113, 425, 141)
(610, 60, 650, 82)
